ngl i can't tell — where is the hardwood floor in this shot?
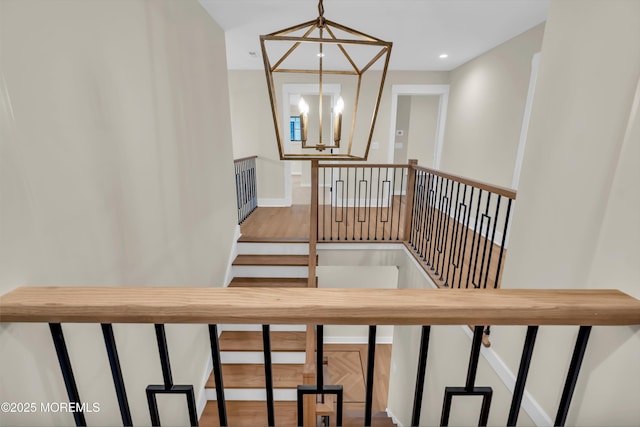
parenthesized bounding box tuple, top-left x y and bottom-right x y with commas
(240, 205, 310, 241)
(200, 344, 393, 427)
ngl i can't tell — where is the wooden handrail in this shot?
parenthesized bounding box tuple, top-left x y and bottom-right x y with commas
(317, 162, 410, 169)
(1, 287, 638, 325)
(233, 155, 258, 163)
(413, 165, 517, 200)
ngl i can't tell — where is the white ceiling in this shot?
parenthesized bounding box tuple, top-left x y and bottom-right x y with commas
(199, 0, 549, 71)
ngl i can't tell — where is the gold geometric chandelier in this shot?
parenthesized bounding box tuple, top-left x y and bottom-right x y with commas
(260, 0, 392, 161)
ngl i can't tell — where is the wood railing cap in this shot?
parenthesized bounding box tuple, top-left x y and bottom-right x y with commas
(1, 287, 639, 326)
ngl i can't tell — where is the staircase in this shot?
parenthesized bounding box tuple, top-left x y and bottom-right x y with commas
(200, 236, 396, 427)
(201, 238, 309, 426)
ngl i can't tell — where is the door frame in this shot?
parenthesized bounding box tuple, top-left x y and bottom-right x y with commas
(387, 84, 449, 168)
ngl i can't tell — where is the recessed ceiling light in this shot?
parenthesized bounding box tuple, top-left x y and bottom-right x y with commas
(317, 52, 325, 58)
(439, 53, 449, 59)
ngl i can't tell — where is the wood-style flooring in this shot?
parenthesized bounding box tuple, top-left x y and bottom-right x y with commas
(200, 344, 393, 427)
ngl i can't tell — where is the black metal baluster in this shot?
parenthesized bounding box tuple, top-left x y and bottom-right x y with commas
(49, 323, 86, 427)
(432, 175, 446, 273)
(555, 326, 592, 427)
(353, 168, 358, 240)
(451, 184, 468, 289)
(410, 171, 420, 249)
(425, 175, 437, 265)
(346, 168, 351, 240)
(397, 167, 405, 240)
(420, 173, 432, 261)
(147, 324, 198, 427)
(441, 325, 492, 427)
(262, 325, 275, 427)
(466, 325, 483, 390)
(439, 178, 454, 281)
(483, 195, 501, 289)
(477, 194, 492, 289)
(389, 168, 397, 241)
(411, 326, 431, 427)
(155, 324, 173, 389)
(364, 326, 377, 426)
(368, 167, 374, 240)
(330, 167, 334, 240)
(101, 324, 132, 426)
(410, 171, 422, 249)
(208, 325, 227, 427)
(445, 182, 462, 287)
(467, 189, 483, 288)
(494, 198, 512, 288)
(381, 168, 389, 240)
(317, 325, 324, 392)
(374, 168, 381, 240)
(507, 326, 539, 426)
(423, 174, 436, 264)
(459, 187, 474, 289)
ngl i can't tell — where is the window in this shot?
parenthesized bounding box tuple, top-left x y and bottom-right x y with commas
(290, 116, 301, 141)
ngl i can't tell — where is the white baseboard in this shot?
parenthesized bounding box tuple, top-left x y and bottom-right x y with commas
(258, 198, 290, 207)
(460, 327, 553, 426)
(205, 388, 297, 401)
(386, 407, 404, 427)
(196, 356, 213, 419)
(223, 225, 241, 288)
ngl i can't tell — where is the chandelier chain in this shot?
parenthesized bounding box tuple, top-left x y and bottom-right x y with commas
(318, 0, 324, 18)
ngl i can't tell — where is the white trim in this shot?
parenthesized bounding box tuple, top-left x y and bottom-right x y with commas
(512, 52, 541, 190)
(461, 327, 553, 426)
(205, 388, 298, 401)
(237, 242, 309, 255)
(387, 84, 450, 169)
(386, 407, 404, 427)
(231, 265, 308, 278)
(317, 243, 404, 251)
(324, 336, 393, 344)
(282, 83, 341, 203)
(196, 357, 213, 419)
(258, 198, 289, 207)
(220, 351, 305, 364)
(223, 225, 241, 288)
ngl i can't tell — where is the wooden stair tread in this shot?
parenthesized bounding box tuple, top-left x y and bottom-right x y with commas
(229, 277, 307, 288)
(220, 331, 306, 352)
(200, 401, 298, 427)
(206, 364, 303, 389)
(232, 254, 311, 266)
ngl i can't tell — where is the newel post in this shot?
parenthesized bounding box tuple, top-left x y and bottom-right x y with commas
(403, 159, 418, 242)
(309, 160, 319, 288)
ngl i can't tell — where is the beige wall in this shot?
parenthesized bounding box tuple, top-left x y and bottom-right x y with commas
(387, 250, 537, 426)
(228, 71, 448, 203)
(0, 0, 237, 425)
(407, 95, 439, 167)
(496, 0, 640, 425)
(442, 24, 545, 187)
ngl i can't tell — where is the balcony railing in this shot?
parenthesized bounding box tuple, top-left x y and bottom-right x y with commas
(1, 287, 639, 427)
(234, 156, 258, 224)
(312, 160, 516, 292)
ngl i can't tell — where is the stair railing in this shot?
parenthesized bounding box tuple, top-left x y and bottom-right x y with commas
(2, 287, 639, 427)
(234, 156, 258, 224)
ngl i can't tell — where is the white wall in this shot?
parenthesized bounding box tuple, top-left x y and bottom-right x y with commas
(0, 1, 237, 425)
(442, 24, 545, 187)
(228, 71, 448, 204)
(495, 0, 640, 425)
